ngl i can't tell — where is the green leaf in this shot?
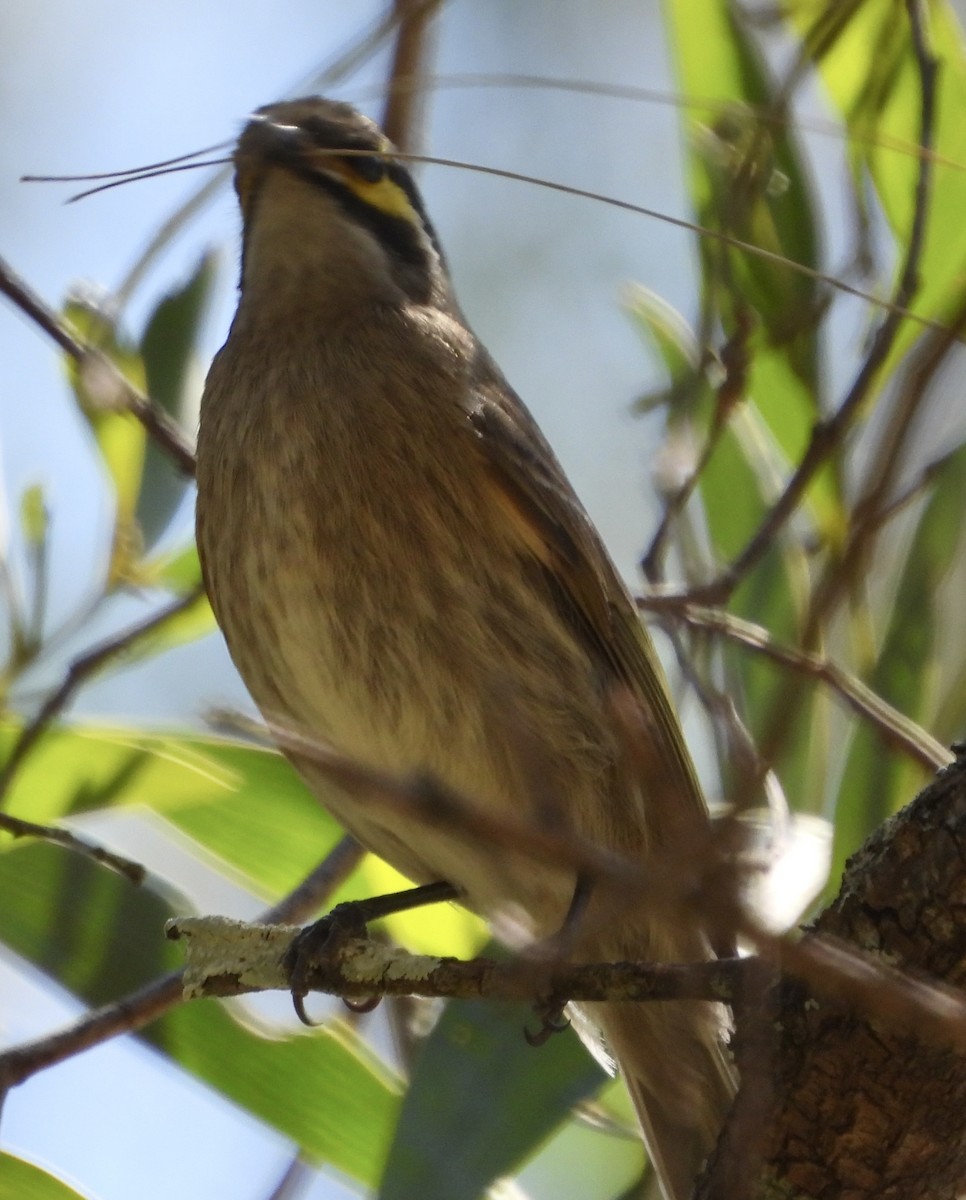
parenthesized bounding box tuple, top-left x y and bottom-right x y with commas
(127, 546, 216, 659)
(142, 541, 204, 591)
(0, 1153, 93, 1200)
(62, 295, 147, 586)
(625, 286, 702, 412)
(163, 743, 487, 954)
(0, 841, 398, 1188)
(0, 720, 484, 958)
(828, 446, 966, 890)
(19, 485, 48, 548)
(150, 1001, 399, 1187)
(116, 588, 216, 669)
(354, 854, 487, 959)
(379, 978, 605, 1200)
(664, 0, 843, 541)
(0, 841, 180, 1002)
(800, 0, 966, 365)
(137, 253, 216, 547)
(0, 722, 317, 830)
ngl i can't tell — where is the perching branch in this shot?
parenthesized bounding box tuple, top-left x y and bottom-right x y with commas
(168, 916, 754, 1005)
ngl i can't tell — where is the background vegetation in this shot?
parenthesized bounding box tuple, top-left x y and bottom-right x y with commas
(2, 1, 966, 1197)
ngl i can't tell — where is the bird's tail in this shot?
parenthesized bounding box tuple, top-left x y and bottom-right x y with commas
(590, 998, 736, 1200)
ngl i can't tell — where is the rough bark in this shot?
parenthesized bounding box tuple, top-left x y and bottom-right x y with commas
(701, 754, 966, 1199)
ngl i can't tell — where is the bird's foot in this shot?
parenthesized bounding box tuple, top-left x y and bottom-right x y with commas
(283, 881, 458, 1025)
(525, 998, 571, 1046)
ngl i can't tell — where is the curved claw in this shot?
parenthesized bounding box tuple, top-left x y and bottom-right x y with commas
(283, 886, 456, 1027)
(524, 1008, 570, 1047)
(285, 913, 355, 1026)
(343, 994, 382, 1014)
(292, 989, 325, 1027)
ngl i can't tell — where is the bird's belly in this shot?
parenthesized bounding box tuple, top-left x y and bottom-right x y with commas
(206, 472, 599, 931)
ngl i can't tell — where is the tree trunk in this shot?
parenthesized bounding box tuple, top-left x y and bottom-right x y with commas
(701, 754, 966, 1199)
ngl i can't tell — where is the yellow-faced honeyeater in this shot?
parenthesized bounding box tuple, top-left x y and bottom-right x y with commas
(196, 98, 735, 1200)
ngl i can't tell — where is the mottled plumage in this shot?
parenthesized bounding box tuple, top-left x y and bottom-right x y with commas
(196, 98, 734, 1200)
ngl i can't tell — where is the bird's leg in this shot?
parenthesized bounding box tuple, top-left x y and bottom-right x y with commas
(285, 880, 459, 1024)
(525, 873, 594, 1046)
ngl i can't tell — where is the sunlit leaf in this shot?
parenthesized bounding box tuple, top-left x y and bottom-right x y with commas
(62, 294, 147, 586)
(151, 1001, 399, 1186)
(626, 286, 702, 413)
(141, 541, 203, 592)
(664, 0, 841, 543)
(355, 855, 486, 959)
(799, 0, 966, 361)
(0, 722, 315, 829)
(19, 485, 48, 548)
(0, 1153, 93, 1200)
(0, 720, 482, 955)
(828, 446, 965, 890)
(0, 841, 398, 1188)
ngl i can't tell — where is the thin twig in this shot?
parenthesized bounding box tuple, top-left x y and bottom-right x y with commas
(0, 811, 145, 884)
(641, 314, 753, 583)
(722, 2, 943, 781)
(0, 584, 206, 807)
(359, 72, 966, 177)
(804, 289, 966, 642)
(380, 0, 444, 151)
(0, 255, 196, 475)
(645, 3, 941, 610)
(0, 836, 361, 1093)
(648, 604, 952, 772)
(386, 152, 956, 341)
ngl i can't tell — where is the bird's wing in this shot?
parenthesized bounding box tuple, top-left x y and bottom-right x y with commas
(464, 351, 706, 824)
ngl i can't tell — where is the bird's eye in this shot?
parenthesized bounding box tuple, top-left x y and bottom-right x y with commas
(348, 155, 386, 184)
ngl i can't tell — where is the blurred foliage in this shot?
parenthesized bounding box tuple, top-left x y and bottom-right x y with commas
(3, 3, 966, 1199)
(0, 1153, 91, 1200)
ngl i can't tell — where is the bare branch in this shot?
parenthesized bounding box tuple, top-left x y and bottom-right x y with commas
(167, 899, 966, 1056)
(0, 811, 145, 884)
(649, 603, 952, 772)
(0, 254, 196, 475)
(380, 0, 445, 151)
(0, 835, 360, 1094)
(169, 914, 754, 1005)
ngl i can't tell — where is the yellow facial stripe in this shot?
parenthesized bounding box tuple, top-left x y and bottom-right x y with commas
(308, 152, 418, 224)
(349, 173, 418, 222)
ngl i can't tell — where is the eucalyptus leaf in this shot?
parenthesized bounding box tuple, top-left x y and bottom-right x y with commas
(137, 253, 215, 546)
(379, 974, 605, 1200)
(0, 1153, 94, 1200)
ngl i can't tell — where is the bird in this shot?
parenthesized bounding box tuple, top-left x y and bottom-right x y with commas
(195, 96, 735, 1200)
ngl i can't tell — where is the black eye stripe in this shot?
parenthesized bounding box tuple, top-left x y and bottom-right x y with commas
(348, 155, 386, 184)
(384, 162, 446, 266)
(287, 161, 435, 302)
